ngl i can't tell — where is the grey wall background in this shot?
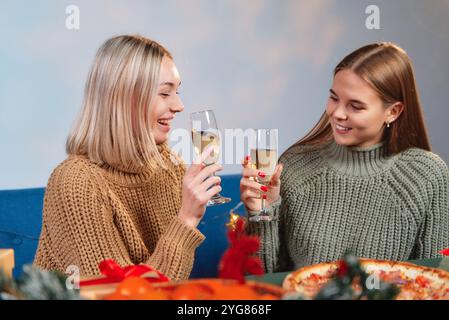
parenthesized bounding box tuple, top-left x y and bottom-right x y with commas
(1, 0, 449, 189)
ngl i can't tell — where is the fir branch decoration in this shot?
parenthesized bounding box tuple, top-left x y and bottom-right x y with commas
(314, 253, 399, 300)
(0, 265, 82, 300)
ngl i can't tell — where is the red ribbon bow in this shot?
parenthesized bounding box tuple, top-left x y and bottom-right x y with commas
(79, 259, 170, 287)
(440, 248, 449, 256)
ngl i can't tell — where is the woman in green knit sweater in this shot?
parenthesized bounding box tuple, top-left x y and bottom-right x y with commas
(240, 42, 449, 273)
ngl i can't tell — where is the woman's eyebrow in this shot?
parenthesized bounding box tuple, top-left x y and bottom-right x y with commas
(349, 99, 367, 106)
(159, 81, 181, 88)
(329, 89, 367, 106)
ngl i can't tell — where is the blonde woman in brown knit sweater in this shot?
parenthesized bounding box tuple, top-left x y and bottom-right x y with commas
(34, 35, 223, 280)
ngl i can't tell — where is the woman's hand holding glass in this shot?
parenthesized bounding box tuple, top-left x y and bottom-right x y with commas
(179, 147, 222, 228)
(240, 157, 283, 214)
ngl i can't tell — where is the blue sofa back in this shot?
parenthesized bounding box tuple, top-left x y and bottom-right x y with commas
(0, 174, 243, 279)
(0, 188, 45, 278)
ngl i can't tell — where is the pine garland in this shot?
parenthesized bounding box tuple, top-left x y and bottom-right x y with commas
(0, 266, 81, 300)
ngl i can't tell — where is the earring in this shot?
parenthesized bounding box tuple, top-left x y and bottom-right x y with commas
(386, 122, 390, 128)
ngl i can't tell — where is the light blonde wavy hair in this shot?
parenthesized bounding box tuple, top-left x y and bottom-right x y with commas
(66, 35, 173, 172)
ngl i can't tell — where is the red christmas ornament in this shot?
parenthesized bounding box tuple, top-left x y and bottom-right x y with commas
(440, 248, 449, 256)
(218, 217, 264, 284)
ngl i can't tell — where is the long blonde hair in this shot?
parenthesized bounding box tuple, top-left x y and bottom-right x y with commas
(285, 42, 431, 156)
(67, 35, 172, 172)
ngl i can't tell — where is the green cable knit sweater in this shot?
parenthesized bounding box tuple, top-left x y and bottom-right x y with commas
(248, 140, 449, 273)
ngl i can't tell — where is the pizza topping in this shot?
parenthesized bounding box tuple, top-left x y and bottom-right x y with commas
(309, 273, 326, 282)
(415, 275, 431, 288)
(337, 260, 348, 277)
(377, 270, 408, 285)
(285, 257, 449, 300)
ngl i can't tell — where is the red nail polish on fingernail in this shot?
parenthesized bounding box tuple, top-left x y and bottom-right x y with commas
(245, 155, 251, 161)
(262, 194, 267, 200)
(260, 185, 268, 192)
(258, 172, 266, 178)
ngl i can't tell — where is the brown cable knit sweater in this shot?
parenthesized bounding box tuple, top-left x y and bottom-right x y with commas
(34, 145, 205, 280)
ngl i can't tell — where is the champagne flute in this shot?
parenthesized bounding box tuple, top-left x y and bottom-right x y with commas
(249, 129, 278, 222)
(190, 110, 231, 206)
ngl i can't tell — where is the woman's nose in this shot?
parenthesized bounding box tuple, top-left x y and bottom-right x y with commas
(332, 103, 348, 120)
(170, 96, 184, 113)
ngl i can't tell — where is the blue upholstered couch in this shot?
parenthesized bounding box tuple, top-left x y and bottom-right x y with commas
(0, 174, 243, 279)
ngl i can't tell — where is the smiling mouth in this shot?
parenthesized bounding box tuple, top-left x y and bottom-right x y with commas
(157, 119, 171, 126)
(335, 124, 352, 131)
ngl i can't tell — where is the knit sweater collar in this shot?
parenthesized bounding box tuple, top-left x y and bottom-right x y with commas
(320, 140, 393, 177)
(97, 143, 183, 186)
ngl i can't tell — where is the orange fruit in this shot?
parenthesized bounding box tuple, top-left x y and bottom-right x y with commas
(258, 294, 278, 300)
(135, 290, 169, 300)
(170, 283, 214, 300)
(194, 279, 227, 294)
(213, 284, 259, 300)
(103, 292, 130, 300)
(115, 277, 154, 298)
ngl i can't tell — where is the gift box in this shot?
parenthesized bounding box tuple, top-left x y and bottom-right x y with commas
(0, 249, 15, 278)
(79, 259, 169, 300)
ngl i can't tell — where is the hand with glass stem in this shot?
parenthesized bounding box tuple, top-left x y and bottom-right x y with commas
(240, 155, 283, 213)
(179, 146, 222, 228)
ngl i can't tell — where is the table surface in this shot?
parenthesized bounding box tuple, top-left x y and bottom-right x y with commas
(246, 258, 447, 286)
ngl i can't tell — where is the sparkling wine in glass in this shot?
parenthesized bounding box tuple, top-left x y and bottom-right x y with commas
(249, 129, 278, 222)
(191, 129, 220, 166)
(190, 110, 231, 206)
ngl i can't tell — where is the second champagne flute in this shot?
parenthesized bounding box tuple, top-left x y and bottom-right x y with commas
(249, 129, 278, 222)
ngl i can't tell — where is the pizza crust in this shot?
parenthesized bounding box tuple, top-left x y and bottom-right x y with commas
(283, 259, 449, 300)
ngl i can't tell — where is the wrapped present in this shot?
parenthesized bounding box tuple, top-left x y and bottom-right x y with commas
(0, 249, 14, 278)
(79, 259, 169, 300)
